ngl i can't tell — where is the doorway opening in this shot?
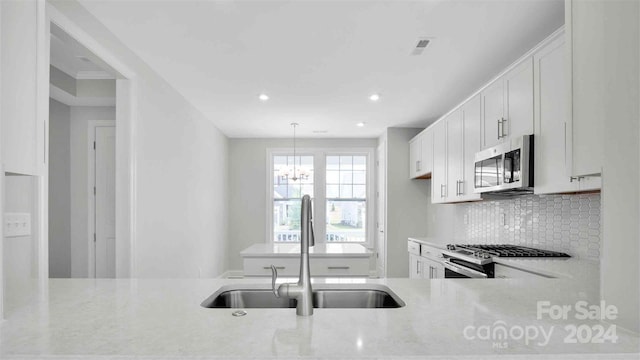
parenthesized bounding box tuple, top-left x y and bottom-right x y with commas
(48, 23, 117, 278)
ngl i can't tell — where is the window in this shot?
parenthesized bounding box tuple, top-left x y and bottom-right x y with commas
(268, 149, 373, 245)
(273, 155, 314, 242)
(325, 155, 367, 243)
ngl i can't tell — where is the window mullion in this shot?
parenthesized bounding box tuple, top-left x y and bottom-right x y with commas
(314, 150, 327, 244)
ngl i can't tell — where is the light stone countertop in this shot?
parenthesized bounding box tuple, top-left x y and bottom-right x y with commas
(1, 277, 638, 359)
(241, 243, 373, 257)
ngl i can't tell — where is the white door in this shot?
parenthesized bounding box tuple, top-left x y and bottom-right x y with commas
(94, 126, 116, 278)
(376, 143, 386, 277)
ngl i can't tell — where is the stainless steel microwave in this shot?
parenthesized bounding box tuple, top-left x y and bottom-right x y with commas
(474, 135, 534, 194)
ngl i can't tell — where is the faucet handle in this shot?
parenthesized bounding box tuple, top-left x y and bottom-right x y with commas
(270, 265, 280, 298)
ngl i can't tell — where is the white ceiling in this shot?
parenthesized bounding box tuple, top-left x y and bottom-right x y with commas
(50, 23, 115, 79)
(78, 0, 564, 138)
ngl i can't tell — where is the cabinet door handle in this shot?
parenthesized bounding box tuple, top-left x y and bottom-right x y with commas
(327, 266, 350, 270)
(416, 160, 421, 172)
(458, 180, 464, 196)
(500, 118, 507, 138)
(440, 184, 446, 198)
(264, 266, 285, 270)
(497, 118, 501, 139)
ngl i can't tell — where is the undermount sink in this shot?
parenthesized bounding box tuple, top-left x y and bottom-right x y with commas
(201, 284, 405, 309)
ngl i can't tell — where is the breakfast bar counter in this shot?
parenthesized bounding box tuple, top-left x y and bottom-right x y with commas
(1, 277, 638, 359)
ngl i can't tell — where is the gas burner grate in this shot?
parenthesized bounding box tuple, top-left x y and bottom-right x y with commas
(455, 244, 570, 258)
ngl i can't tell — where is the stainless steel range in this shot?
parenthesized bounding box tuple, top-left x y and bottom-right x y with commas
(441, 244, 570, 278)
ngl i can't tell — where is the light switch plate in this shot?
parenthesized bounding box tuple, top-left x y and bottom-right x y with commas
(4, 213, 31, 237)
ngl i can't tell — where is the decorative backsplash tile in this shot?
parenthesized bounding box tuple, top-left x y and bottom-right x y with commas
(453, 193, 601, 260)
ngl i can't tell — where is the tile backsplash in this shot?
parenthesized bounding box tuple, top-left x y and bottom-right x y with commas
(452, 193, 601, 260)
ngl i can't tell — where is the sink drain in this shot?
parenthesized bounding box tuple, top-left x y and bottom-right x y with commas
(232, 310, 247, 317)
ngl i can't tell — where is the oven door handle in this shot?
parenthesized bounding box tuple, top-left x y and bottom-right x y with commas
(443, 259, 488, 278)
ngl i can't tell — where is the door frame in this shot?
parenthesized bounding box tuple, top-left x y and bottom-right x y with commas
(376, 141, 387, 278)
(87, 120, 115, 278)
(35, 2, 139, 280)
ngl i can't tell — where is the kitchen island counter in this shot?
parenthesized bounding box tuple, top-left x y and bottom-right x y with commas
(1, 277, 637, 359)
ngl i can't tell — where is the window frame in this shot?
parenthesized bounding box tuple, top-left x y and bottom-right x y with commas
(266, 147, 375, 247)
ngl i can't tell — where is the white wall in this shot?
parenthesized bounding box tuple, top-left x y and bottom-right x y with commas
(227, 138, 377, 271)
(3, 176, 36, 280)
(48, 98, 71, 278)
(50, 0, 229, 278)
(69, 106, 115, 277)
(383, 128, 430, 277)
(599, 0, 639, 334)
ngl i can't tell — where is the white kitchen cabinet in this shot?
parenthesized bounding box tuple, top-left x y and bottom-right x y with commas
(431, 120, 447, 204)
(534, 33, 578, 195)
(243, 256, 370, 277)
(446, 109, 463, 202)
(482, 58, 534, 150)
(481, 79, 504, 149)
(420, 129, 433, 177)
(409, 128, 433, 179)
(566, 0, 604, 178)
(409, 253, 423, 279)
(422, 257, 444, 279)
(1, 0, 43, 175)
(533, 30, 601, 195)
(419, 244, 444, 279)
(504, 58, 534, 140)
(460, 95, 482, 200)
(409, 137, 421, 179)
(438, 97, 482, 203)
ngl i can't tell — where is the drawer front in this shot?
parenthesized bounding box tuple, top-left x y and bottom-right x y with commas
(311, 258, 370, 277)
(420, 245, 443, 261)
(244, 258, 300, 277)
(407, 241, 421, 255)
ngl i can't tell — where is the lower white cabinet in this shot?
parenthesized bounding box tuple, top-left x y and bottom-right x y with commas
(243, 256, 370, 277)
(409, 253, 423, 279)
(421, 257, 444, 279)
(408, 241, 445, 279)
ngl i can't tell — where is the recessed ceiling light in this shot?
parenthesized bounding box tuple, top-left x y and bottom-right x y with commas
(356, 122, 365, 127)
(258, 94, 269, 101)
(369, 94, 380, 102)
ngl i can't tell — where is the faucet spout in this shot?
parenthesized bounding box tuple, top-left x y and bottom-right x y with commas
(272, 194, 315, 316)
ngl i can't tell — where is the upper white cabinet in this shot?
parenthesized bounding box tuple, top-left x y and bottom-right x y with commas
(534, 30, 601, 195)
(533, 34, 577, 194)
(411, 24, 602, 199)
(409, 128, 433, 179)
(481, 78, 504, 149)
(431, 120, 447, 204)
(460, 95, 482, 200)
(566, 0, 604, 178)
(504, 58, 534, 140)
(482, 59, 534, 150)
(1, 0, 43, 175)
(446, 110, 463, 202)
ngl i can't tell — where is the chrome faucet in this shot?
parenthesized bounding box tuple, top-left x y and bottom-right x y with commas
(271, 194, 315, 316)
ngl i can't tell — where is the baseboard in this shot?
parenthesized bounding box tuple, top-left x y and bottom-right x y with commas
(218, 270, 244, 279)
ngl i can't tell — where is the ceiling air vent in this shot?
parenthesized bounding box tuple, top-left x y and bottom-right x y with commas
(411, 38, 432, 56)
